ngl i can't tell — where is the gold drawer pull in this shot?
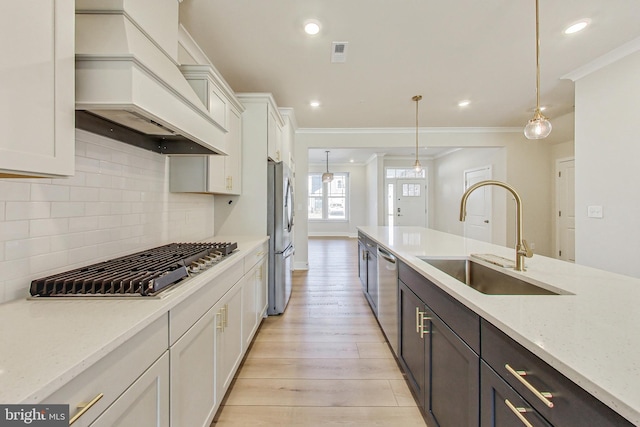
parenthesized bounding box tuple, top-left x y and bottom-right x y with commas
(505, 364, 554, 408)
(504, 399, 534, 427)
(69, 393, 104, 425)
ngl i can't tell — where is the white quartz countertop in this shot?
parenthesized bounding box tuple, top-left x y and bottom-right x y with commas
(0, 235, 268, 405)
(359, 226, 640, 425)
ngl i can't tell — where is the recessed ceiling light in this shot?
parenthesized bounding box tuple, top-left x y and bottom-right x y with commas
(304, 20, 321, 35)
(310, 101, 320, 108)
(458, 100, 471, 107)
(564, 19, 590, 35)
(350, 159, 354, 163)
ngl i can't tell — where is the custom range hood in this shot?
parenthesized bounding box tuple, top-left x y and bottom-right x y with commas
(75, 3, 227, 155)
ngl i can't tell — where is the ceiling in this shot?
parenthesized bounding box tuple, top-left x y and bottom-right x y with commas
(179, 0, 640, 162)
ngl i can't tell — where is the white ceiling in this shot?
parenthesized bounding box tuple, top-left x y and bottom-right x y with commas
(179, 0, 640, 161)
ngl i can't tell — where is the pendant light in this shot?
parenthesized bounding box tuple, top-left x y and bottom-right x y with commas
(412, 95, 423, 172)
(524, 0, 552, 139)
(322, 150, 334, 183)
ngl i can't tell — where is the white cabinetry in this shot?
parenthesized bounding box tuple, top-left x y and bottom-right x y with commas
(242, 254, 268, 349)
(42, 316, 168, 427)
(0, 0, 75, 177)
(170, 65, 244, 195)
(215, 281, 244, 397)
(90, 352, 169, 427)
(279, 108, 297, 169)
(170, 307, 217, 427)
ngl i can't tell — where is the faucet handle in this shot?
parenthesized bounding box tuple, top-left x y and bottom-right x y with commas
(521, 240, 534, 258)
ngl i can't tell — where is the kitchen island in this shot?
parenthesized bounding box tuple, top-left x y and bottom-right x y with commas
(359, 226, 639, 426)
(0, 235, 268, 426)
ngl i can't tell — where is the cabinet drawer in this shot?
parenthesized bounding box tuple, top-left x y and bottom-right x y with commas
(170, 260, 244, 345)
(244, 241, 268, 272)
(481, 320, 633, 426)
(42, 315, 168, 427)
(481, 361, 551, 427)
(399, 261, 480, 353)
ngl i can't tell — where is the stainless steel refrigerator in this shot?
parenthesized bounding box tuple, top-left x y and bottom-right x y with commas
(267, 161, 295, 315)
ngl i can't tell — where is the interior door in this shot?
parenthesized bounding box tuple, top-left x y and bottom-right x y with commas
(556, 159, 575, 262)
(395, 179, 426, 227)
(463, 167, 492, 243)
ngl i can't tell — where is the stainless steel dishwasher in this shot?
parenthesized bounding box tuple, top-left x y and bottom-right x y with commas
(377, 246, 398, 355)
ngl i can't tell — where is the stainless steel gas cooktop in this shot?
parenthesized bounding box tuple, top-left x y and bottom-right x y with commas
(29, 242, 237, 298)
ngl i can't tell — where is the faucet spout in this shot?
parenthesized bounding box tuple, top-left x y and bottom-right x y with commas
(459, 180, 532, 271)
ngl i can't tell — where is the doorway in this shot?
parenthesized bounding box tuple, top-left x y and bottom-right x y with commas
(385, 168, 427, 227)
(463, 166, 492, 243)
(556, 158, 575, 262)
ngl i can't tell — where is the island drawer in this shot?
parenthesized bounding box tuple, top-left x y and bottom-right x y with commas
(399, 261, 479, 353)
(481, 320, 633, 427)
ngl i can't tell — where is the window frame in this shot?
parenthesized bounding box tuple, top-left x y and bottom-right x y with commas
(307, 172, 349, 221)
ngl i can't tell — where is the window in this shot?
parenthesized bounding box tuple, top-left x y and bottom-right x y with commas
(308, 172, 349, 220)
(386, 168, 426, 179)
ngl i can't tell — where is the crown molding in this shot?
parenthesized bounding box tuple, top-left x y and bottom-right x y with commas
(297, 126, 522, 135)
(561, 36, 640, 82)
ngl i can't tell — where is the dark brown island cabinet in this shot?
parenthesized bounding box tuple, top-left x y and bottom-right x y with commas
(396, 260, 634, 427)
(357, 232, 378, 315)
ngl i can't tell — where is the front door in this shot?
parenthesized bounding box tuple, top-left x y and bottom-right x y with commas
(463, 166, 492, 243)
(396, 179, 426, 227)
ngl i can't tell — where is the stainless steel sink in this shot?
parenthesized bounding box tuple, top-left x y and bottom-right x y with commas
(419, 257, 566, 295)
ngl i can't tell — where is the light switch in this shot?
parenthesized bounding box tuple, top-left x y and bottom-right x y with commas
(587, 205, 603, 218)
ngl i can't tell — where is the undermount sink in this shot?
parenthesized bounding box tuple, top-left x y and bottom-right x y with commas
(419, 257, 567, 296)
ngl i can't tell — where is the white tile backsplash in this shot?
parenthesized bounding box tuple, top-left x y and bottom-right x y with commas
(0, 129, 216, 303)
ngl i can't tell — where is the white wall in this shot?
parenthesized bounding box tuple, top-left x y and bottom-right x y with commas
(432, 148, 507, 246)
(0, 130, 216, 304)
(574, 50, 640, 277)
(307, 163, 367, 237)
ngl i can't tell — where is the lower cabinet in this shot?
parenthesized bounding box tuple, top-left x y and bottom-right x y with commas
(170, 307, 217, 427)
(91, 352, 169, 427)
(398, 279, 479, 427)
(215, 281, 244, 398)
(481, 361, 551, 427)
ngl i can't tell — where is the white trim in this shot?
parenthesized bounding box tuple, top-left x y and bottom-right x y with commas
(293, 261, 309, 271)
(308, 232, 357, 238)
(561, 36, 640, 81)
(554, 157, 575, 262)
(296, 126, 522, 135)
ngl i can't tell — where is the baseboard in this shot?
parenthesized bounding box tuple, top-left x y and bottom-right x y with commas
(293, 261, 309, 270)
(308, 232, 357, 238)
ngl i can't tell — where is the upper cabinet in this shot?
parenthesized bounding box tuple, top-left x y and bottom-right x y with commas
(169, 27, 245, 195)
(279, 108, 297, 170)
(238, 94, 285, 163)
(0, 0, 75, 177)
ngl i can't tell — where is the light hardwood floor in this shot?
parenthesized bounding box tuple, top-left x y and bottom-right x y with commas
(212, 237, 427, 426)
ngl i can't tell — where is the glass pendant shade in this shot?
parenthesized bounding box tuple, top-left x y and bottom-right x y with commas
(322, 172, 334, 183)
(413, 159, 422, 173)
(524, 111, 552, 139)
(322, 151, 333, 183)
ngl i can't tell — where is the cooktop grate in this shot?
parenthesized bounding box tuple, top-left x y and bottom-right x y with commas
(29, 242, 237, 297)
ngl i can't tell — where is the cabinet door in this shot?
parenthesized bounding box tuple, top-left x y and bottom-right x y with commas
(224, 106, 242, 194)
(256, 257, 268, 318)
(358, 240, 367, 289)
(398, 280, 426, 405)
(0, 0, 74, 177)
(481, 361, 551, 427)
(241, 269, 258, 350)
(267, 106, 282, 161)
(425, 310, 479, 427)
(170, 307, 217, 427)
(216, 283, 244, 397)
(90, 352, 169, 427)
(366, 250, 378, 313)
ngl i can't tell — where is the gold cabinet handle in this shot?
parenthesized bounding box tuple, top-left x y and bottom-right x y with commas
(415, 307, 430, 338)
(415, 307, 421, 333)
(505, 364, 554, 408)
(504, 399, 534, 427)
(69, 393, 104, 425)
(219, 307, 226, 331)
(216, 311, 224, 331)
(224, 303, 229, 327)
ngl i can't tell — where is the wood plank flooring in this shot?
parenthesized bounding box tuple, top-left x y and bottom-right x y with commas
(212, 237, 427, 426)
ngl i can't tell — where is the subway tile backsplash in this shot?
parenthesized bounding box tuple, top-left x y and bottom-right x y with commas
(0, 129, 215, 304)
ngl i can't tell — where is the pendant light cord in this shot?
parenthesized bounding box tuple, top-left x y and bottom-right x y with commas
(535, 0, 541, 113)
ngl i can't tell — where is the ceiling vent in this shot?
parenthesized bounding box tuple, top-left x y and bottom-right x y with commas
(331, 42, 349, 63)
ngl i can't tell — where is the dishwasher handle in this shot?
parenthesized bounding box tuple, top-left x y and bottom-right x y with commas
(377, 247, 396, 264)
